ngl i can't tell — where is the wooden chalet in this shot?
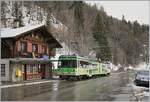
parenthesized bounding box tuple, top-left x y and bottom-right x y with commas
(1, 24, 62, 82)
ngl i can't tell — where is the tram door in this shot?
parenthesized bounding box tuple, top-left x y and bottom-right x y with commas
(40, 64, 45, 79)
(23, 64, 27, 80)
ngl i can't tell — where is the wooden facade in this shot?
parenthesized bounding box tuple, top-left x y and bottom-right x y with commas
(1, 25, 61, 81)
(2, 26, 61, 58)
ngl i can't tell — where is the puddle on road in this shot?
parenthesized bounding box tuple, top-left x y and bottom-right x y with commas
(52, 83, 58, 91)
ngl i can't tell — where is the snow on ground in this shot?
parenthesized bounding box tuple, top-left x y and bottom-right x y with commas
(134, 62, 149, 70)
(109, 62, 120, 71)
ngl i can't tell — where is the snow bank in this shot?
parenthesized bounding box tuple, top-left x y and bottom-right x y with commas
(134, 62, 149, 70)
(108, 62, 120, 71)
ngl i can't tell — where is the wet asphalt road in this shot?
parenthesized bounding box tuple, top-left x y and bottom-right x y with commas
(1, 71, 148, 101)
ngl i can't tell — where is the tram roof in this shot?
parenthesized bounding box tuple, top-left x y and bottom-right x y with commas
(58, 55, 97, 62)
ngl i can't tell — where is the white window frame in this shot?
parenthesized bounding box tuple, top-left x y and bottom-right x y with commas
(0, 60, 10, 81)
(1, 64, 6, 77)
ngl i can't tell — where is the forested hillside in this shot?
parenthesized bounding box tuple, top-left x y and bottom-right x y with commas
(1, 1, 149, 67)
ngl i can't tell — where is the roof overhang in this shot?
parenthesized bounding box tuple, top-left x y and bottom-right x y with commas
(9, 58, 52, 64)
(1, 24, 62, 48)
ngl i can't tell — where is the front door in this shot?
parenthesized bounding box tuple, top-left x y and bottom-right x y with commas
(40, 64, 45, 79)
(23, 64, 27, 80)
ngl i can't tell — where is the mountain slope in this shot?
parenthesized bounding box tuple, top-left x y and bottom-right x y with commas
(1, 1, 149, 66)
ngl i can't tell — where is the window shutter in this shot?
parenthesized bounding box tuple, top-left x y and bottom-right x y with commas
(27, 41, 32, 52)
(16, 41, 20, 51)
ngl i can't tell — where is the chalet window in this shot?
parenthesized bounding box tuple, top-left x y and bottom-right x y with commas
(21, 42, 27, 53)
(42, 46, 46, 54)
(26, 64, 40, 74)
(32, 44, 38, 53)
(1, 64, 6, 77)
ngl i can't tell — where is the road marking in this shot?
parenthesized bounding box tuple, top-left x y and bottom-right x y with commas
(0, 83, 23, 88)
(0, 80, 52, 89)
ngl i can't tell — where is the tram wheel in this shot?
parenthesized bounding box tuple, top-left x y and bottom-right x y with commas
(79, 76, 82, 80)
(68, 76, 74, 81)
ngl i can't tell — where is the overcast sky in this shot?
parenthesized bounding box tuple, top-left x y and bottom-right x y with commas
(85, 1, 149, 25)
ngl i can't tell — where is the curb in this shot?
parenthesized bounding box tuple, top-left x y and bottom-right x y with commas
(0, 80, 52, 88)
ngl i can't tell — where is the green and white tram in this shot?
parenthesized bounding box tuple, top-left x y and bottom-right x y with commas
(54, 55, 110, 80)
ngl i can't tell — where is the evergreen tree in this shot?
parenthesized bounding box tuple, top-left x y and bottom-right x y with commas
(122, 15, 127, 24)
(13, 1, 24, 27)
(92, 12, 111, 61)
(71, 1, 84, 32)
(1, 1, 7, 27)
(133, 20, 141, 37)
(69, 1, 85, 55)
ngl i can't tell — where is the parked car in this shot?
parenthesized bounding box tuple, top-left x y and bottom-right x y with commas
(134, 70, 149, 87)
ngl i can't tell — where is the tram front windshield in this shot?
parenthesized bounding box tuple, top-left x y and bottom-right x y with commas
(58, 60, 77, 68)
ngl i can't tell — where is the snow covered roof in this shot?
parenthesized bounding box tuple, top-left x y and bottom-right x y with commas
(0, 23, 45, 38)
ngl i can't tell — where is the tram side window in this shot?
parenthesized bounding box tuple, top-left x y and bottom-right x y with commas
(92, 64, 97, 68)
(61, 60, 68, 68)
(79, 61, 89, 68)
(60, 60, 77, 68)
(70, 60, 77, 68)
